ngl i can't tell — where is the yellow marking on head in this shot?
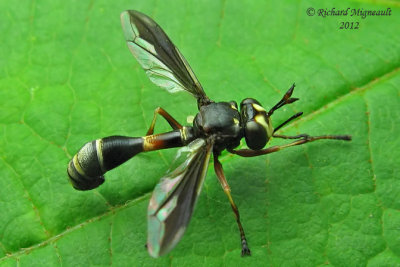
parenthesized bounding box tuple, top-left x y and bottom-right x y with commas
(255, 114, 269, 129)
(233, 118, 239, 124)
(255, 114, 274, 138)
(231, 104, 238, 110)
(252, 103, 266, 112)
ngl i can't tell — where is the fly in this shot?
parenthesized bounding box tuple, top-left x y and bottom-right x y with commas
(67, 10, 351, 258)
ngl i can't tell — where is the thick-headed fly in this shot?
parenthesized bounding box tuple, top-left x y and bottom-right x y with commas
(67, 10, 351, 257)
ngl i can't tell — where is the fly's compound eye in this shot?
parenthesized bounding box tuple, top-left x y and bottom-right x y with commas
(244, 121, 267, 150)
(240, 98, 273, 150)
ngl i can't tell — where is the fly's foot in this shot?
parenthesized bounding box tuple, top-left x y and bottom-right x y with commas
(241, 239, 251, 256)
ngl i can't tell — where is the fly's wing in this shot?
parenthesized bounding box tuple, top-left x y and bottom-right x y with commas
(147, 138, 213, 257)
(120, 10, 209, 105)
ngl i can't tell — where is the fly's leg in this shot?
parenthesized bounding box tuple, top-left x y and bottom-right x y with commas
(213, 152, 251, 256)
(273, 134, 351, 141)
(146, 107, 183, 135)
(228, 134, 351, 157)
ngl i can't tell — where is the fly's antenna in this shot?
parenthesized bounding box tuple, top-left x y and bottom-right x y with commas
(267, 83, 299, 117)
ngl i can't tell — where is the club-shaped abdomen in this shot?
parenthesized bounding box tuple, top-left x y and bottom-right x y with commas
(67, 136, 143, 190)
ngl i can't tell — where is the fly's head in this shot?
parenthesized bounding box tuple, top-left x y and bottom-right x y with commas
(240, 98, 273, 150)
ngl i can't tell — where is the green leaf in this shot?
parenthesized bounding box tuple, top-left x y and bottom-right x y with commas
(0, 0, 399, 266)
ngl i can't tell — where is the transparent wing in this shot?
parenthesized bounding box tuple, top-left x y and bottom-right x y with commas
(147, 138, 213, 257)
(120, 10, 209, 104)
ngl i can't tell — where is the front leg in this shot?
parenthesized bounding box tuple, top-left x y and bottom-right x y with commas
(228, 134, 351, 157)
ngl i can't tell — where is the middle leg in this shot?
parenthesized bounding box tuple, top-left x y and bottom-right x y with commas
(213, 152, 251, 256)
(146, 107, 182, 135)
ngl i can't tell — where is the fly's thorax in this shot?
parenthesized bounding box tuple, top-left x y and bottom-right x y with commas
(240, 98, 273, 150)
(193, 101, 243, 150)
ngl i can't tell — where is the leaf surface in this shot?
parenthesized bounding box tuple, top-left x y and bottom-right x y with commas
(0, 0, 399, 266)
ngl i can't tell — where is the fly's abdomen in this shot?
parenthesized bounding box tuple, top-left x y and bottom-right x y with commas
(67, 128, 195, 191)
(67, 136, 143, 190)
